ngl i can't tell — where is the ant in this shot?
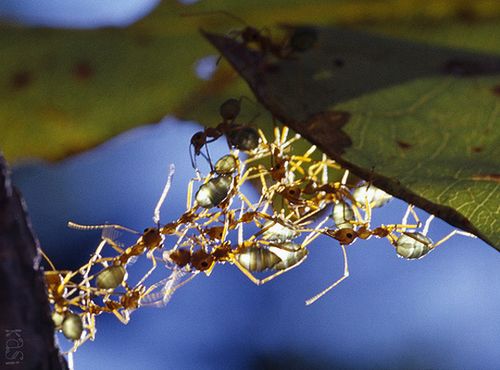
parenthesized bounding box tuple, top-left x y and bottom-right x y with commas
(308, 202, 475, 305)
(183, 11, 318, 59)
(68, 164, 177, 288)
(387, 205, 475, 259)
(190, 97, 260, 170)
(182, 11, 283, 59)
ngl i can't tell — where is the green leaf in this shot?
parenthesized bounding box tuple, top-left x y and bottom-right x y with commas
(203, 27, 500, 250)
(2, 0, 500, 162)
(0, 2, 221, 162)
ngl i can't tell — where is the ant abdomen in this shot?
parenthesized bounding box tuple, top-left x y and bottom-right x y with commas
(395, 232, 433, 259)
(227, 126, 260, 151)
(270, 243, 308, 270)
(214, 154, 238, 175)
(261, 221, 300, 243)
(353, 184, 392, 209)
(195, 175, 233, 208)
(235, 247, 281, 272)
(332, 201, 355, 229)
(61, 313, 83, 341)
(96, 265, 127, 290)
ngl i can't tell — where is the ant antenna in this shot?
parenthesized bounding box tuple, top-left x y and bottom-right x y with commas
(189, 146, 198, 171)
(67, 222, 140, 235)
(153, 164, 176, 226)
(38, 247, 57, 271)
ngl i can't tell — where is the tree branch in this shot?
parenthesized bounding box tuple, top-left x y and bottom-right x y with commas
(0, 153, 68, 370)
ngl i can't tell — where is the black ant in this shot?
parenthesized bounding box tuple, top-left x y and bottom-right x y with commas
(182, 11, 283, 58)
(183, 11, 318, 59)
(189, 97, 260, 170)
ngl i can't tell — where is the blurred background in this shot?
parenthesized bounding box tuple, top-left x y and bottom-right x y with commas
(2, 1, 500, 369)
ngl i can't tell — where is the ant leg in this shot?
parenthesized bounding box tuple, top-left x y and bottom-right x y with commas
(408, 206, 423, 228)
(98, 236, 125, 257)
(136, 251, 157, 287)
(433, 229, 476, 248)
(153, 163, 176, 225)
(258, 254, 308, 285)
(305, 244, 349, 305)
(203, 143, 214, 171)
(281, 133, 302, 151)
(321, 154, 329, 185)
(139, 276, 174, 306)
(39, 248, 57, 271)
(238, 192, 258, 212)
(341, 169, 349, 186)
(111, 309, 130, 325)
(140, 271, 197, 307)
(422, 214, 435, 236)
(84, 313, 96, 341)
(302, 216, 331, 246)
(273, 126, 281, 144)
(195, 150, 213, 170)
(279, 126, 289, 146)
(231, 258, 265, 285)
(185, 176, 199, 210)
(401, 204, 413, 226)
(159, 272, 198, 306)
(237, 206, 245, 246)
(67, 352, 74, 370)
(257, 128, 269, 146)
(289, 145, 316, 174)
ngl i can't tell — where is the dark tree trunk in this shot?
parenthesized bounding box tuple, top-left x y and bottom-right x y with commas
(0, 153, 68, 370)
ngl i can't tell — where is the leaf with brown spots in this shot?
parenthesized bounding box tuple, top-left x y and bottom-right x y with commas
(0, 2, 234, 162)
(204, 27, 500, 250)
(4, 0, 500, 162)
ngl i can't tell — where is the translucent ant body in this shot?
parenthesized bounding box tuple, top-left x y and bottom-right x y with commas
(352, 183, 392, 209)
(67, 164, 176, 291)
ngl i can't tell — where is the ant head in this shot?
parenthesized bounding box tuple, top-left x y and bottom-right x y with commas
(142, 228, 162, 248)
(191, 250, 215, 271)
(190, 131, 206, 152)
(282, 186, 302, 202)
(169, 249, 191, 267)
(195, 176, 232, 209)
(333, 228, 357, 245)
(209, 227, 224, 240)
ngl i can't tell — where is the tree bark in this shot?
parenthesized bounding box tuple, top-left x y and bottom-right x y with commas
(0, 153, 68, 370)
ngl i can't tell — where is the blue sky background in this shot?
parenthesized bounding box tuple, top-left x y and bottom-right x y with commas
(3, 1, 500, 369)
